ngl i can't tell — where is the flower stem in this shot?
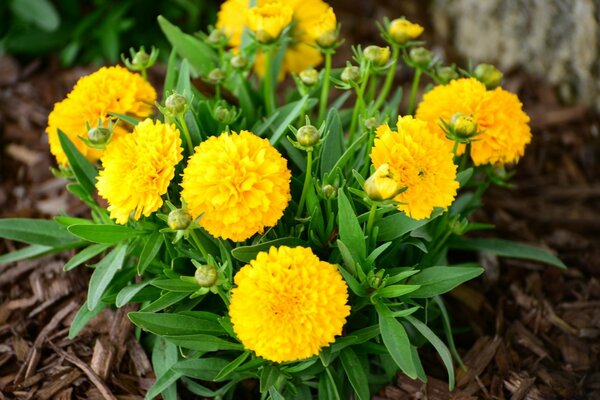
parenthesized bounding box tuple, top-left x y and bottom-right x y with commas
(406, 68, 422, 116)
(263, 47, 276, 115)
(141, 68, 148, 81)
(366, 203, 378, 239)
(361, 127, 376, 176)
(318, 50, 333, 123)
(348, 76, 368, 144)
(374, 45, 400, 110)
(189, 230, 209, 261)
(177, 114, 195, 156)
(296, 151, 313, 218)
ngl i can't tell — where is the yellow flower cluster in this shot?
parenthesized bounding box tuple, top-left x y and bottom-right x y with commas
(96, 119, 183, 224)
(229, 246, 350, 362)
(217, 0, 332, 76)
(46, 66, 156, 166)
(181, 131, 291, 242)
(371, 116, 459, 220)
(416, 78, 532, 165)
(245, 2, 293, 43)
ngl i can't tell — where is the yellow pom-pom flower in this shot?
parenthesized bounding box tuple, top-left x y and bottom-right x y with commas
(181, 131, 291, 242)
(96, 119, 183, 224)
(370, 116, 459, 220)
(415, 77, 532, 165)
(245, 2, 293, 43)
(389, 18, 424, 44)
(217, 0, 331, 76)
(229, 246, 350, 362)
(46, 66, 156, 166)
(307, 6, 337, 48)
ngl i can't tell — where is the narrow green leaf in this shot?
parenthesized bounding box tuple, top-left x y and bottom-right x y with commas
(0, 244, 52, 265)
(433, 296, 465, 369)
(214, 351, 250, 381)
(137, 232, 163, 274)
(325, 132, 368, 182)
(69, 300, 106, 339)
(10, 0, 59, 31)
(231, 237, 305, 263)
(449, 237, 566, 269)
(376, 304, 417, 379)
(456, 168, 473, 187)
(408, 265, 483, 298)
(377, 284, 421, 298)
(141, 291, 190, 313)
(148, 337, 179, 400)
(145, 368, 181, 400)
(405, 315, 455, 390)
(128, 311, 224, 335)
(87, 244, 128, 310)
(330, 325, 380, 352)
(116, 280, 152, 307)
(336, 262, 366, 296)
(269, 387, 286, 400)
(164, 334, 243, 352)
(337, 190, 366, 261)
(340, 348, 370, 400)
(64, 243, 111, 271)
(0, 218, 79, 247)
(172, 358, 230, 381)
(320, 109, 344, 178)
(151, 279, 199, 292)
(269, 96, 312, 145)
(68, 224, 145, 244)
(58, 129, 97, 195)
(107, 112, 139, 126)
(376, 209, 442, 242)
(163, 48, 178, 100)
(318, 368, 341, 400)
(261, 365, 283, 393)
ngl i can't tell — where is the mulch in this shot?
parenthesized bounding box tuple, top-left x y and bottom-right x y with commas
(1, 42, 599, 400)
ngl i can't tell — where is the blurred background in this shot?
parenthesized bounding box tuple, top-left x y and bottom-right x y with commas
(0, 1, 599, 399)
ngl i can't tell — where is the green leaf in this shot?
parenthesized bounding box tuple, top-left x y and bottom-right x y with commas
(340, 348, 370, 400)
(64, 243, 111, 271)
(376, 304, 417, 379)
(145, 368, 181, 400)
(377, 284, 421, 298)
(268, 387, 286, 400)
(408, 264, 483, 298)
(318, 368, 341, 400)
(449, 237, 566, 269)
(164, 334, 243, 352)
(0, 218, 80, 247)
(68, 224, 145, 244)
(107, 112, 140, 126)
(269, 96, 312, 145)
(58, 129, 97, 195)
(0, 244, 52, 265)
(320, 109, 344, 178)
(172, 358, 230, 381)
(214, 351, 250, 381)
(151, 279, 199, 292)
(149, 338, 179, 400)
(330, 325, 380, 352)
(376, 209, 442, 242)
(128, 311, 224, 335)
(231, 237, 304, 263)
(116, 280, 152, 308)
(163, 49, 178, 100)
(158, 16, 216, 75)
(141, 291, 190, 313)
(261, 365, 284, 393)
(10, 0, 60, 31)
(325, 132, 368, 182)
(68, 300, 106, 339)
(137, 232, 163, 274)
(456, 168, 473, 187)
(405, 315, 455, 390)
(337, 190, 366, 262)
(87, 244, 128, 310)
(433, 296, 465, 369)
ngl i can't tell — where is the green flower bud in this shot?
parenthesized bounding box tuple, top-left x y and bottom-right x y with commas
(389, 18, 424, 45)
(207, 68, 226, 85)
(322, 184, 336, 199)
(230, 54, 248, 69)
(341, 65, 361, 83)
(165, 93, 188, 116)
(207, 28, 227, 46)
(449, 113, 478, 138)
(474, 63, 503, 89)
(409, 47, 433, 69)
(214, 105, 237, 124)
(194, 264, 218, 287)
(167, 209, 192, 230)
(364, 117, 378, 130)
(436, 66, 459, 84)
(316, 30, 338, 49)
(368, 270, 385, 289)
(297, 124, 320, 147)
(364, 45, 390, 66)
(87, 126, 112, 146)
(132, 49, 150, 67)
(299, 68, 319, 86)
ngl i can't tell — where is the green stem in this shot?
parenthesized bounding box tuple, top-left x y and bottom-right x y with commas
(177, 115, 194, 156)
(263, 47, 276, 115)
(374, 45, 400, 110)
(216, 286, 230, 307)
(348, 76, 368, 144)
(189, 230, 209, 260)
(318, 51, 333, 123)
(452, 140, 459, 159)
(367, 75, 378, 104)
(141, 68, 148, 81)
(366, 203, 378, 240)
(361, 128, 376, 176)
(406, 68, 422, 116)
(296, 151, 313, 218)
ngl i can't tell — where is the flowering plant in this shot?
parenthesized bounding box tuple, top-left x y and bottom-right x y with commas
(0, 2, 565, 399)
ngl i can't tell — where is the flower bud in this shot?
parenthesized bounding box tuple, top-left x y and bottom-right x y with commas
(299, 68, 319, 86)
(368, 270, 385, 289)
(207, 28, 227, 46)
(364, 117, 378, 130)
(409, 47, 432, 69)
(207, 68, 226, 85)
(194, 264, 218, 287)
(341, 65, 361, 83)
(449, 113, 478, 138)
(316, 31, 338, 49)
(165, 93, 188, 116)
(230, 54, 248, 69)
(322, 184, 336, 199)
(132, 49, 150, 67)
(364, 45, 390, 66)
(436, 66, 459, 84)
(168, 208, 192, 230)
(364, 163, 401, 201)
(214, 105, 237, 124)
(87, 125, 112, 146)
(297, 124, 320, 147)
(308, 7, 337, 48)
(474, 63, 503, 89)
(389, 18, 424, 45)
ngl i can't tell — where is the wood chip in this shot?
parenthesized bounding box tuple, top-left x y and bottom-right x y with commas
(36, 369, 82, 400)
(90, 337, 115, 381)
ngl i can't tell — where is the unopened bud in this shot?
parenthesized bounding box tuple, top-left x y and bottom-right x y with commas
(368, 270, 385, 289)
(165, 93, 188, 116)
(194, 264, 218, 287)
(322, 184, 336, 199)
(132, 49, 150, 67)
(207, 28, 227, 46)
(449, 113, 478, 138)
(167, 209, 192, 230)
(214, 105, 237, 124)
(364, 117, 378, 130)
(364, 45, 390, 66)
(230, 54, 248, 69)
(341, 65, 361, 83)
(409, 47, 432, 69)
(87, 126, 112, 146)
(299, 68, 319, 86)
(436, 66, 459, 84)
(207, 68, 226, 85)
(317, 30, 338, 48)
(473, 63, 503, 89)
(297, 124, 320, 147)
(364, 163, 401, 201)
(389, 18, 424, 45)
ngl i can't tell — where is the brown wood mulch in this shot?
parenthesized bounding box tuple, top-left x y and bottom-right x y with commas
(1, 51, 599, 400)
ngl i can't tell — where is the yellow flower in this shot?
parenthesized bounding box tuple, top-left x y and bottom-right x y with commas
(245, 2, 293, 43)
(46, 66, 156, 166)
(96, 119, 183, 224)
(307, 6, 337, 48)
(229, 246, 350, 362)
(181, 131, 291, 242)
(217, 0, 331, 76)
(370, 116, 459, 220)
(389, 18, 424, 44)
(415, 78, 532, 165)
